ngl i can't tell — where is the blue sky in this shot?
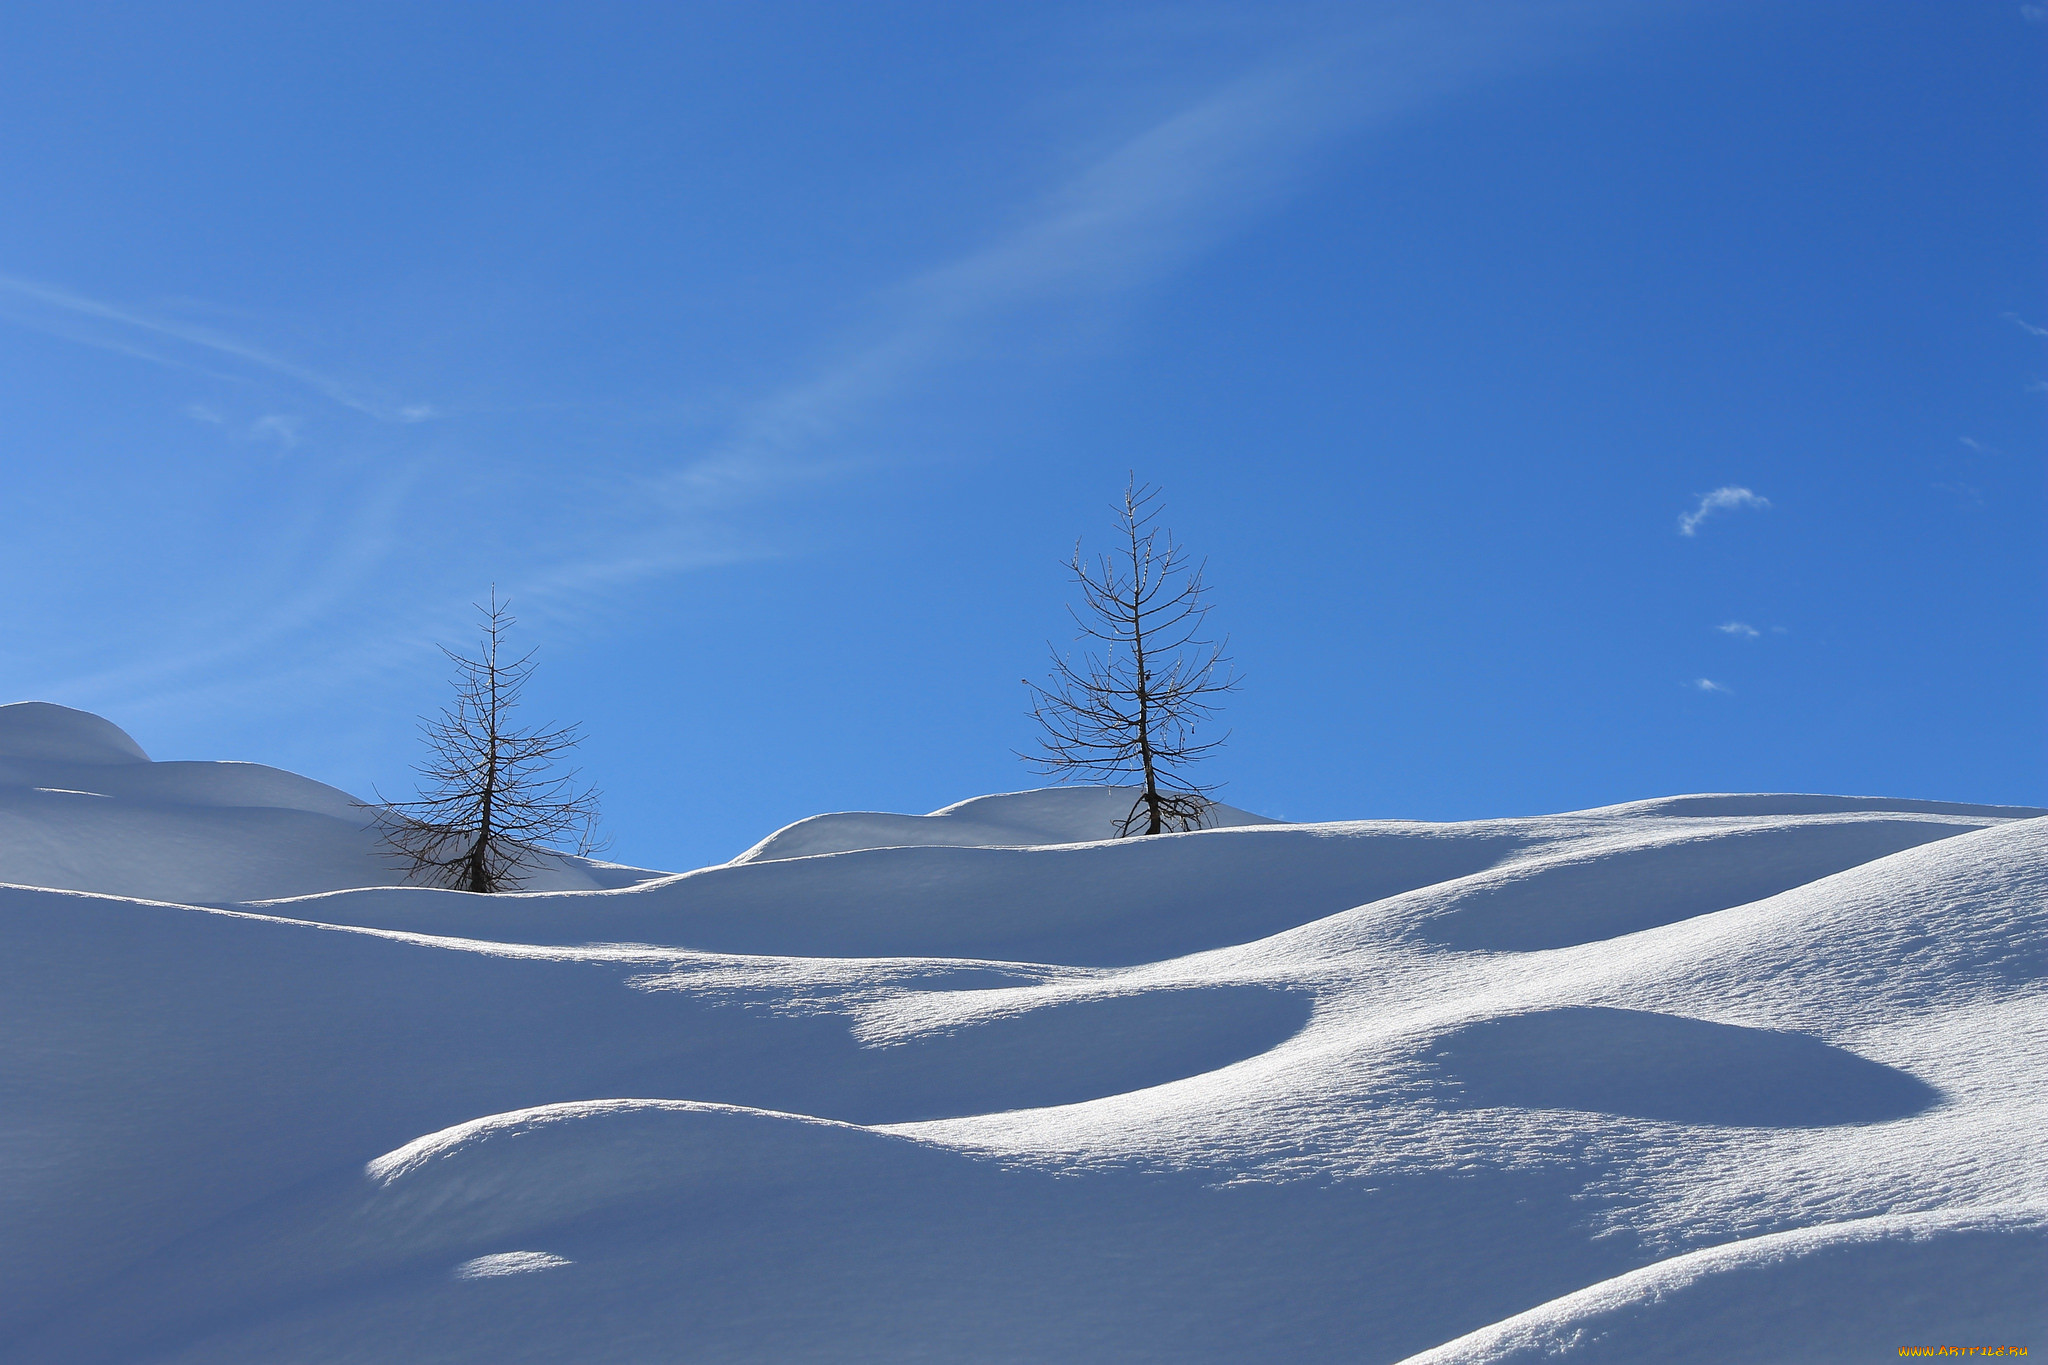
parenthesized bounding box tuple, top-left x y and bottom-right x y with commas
(2, 1, 2041, 869)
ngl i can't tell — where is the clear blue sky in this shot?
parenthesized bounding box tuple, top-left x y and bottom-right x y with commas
(2, 1, 2041, 870)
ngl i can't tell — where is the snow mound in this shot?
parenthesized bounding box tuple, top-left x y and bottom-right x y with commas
(1603, 792, 2045, 820)
(266, 820, 1532, 963)
(0, 704, 656, 901)
(733, 784, 1282, 861)
(1401, 1206, 2048, 1364)
(0, 701, 150, 764)
(1405, 815, 1984, 951)
(1425, 1005, 1940, 1127)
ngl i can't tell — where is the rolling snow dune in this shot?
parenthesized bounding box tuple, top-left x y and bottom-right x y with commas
(0, 702, 2041, 1363)
(732, 785, 1281, 861)
(0, 703, 659, 899)
(0, 702, 150, 764)
(1401, 1207, 2048, 1365)
(1424, 1005, 1941, 1127)
(258, 823, 1536, 965)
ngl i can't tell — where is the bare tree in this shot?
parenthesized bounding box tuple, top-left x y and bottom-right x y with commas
(378, 592, 602, 892)
(1023, 477, 1240, 837)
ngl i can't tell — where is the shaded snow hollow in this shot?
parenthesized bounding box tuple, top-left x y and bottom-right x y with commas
(0, 701, 2041, 1363)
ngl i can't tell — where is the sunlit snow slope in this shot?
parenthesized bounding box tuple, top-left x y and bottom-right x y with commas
(1, 702, 2041, 1364)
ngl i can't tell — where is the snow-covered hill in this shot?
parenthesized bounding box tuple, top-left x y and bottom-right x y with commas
(0, 702, 655, 901)
(1, 702, 2040, 1363)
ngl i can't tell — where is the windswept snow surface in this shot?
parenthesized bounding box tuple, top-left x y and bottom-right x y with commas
(0, 704, 2041, 1362)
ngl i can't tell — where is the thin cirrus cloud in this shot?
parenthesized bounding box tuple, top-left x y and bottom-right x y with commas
(1678, 486, 1771, 536)
(499, 26, 1498, 613)
(28, 462, 429, 719)
(642, 2, 1647, 521)
(0, 273, 435, 424)
(1717, 621, 1759, 638)
(1694, 678, 1730, 693)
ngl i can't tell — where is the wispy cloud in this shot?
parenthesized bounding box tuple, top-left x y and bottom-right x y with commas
(1694, 678, 1730, 693)
(1716, 621, 1759, 638)
(633, 2, 1647, 550)
(1678, 486, 1770, 536)
(10, 2, 1667, 740)
(2004, 311, 2048, 337)
(0, 273, 434, 423)
(10, 4, 1648, 640)
(248, 414, 303, 448)
(24, 462, 432, 712)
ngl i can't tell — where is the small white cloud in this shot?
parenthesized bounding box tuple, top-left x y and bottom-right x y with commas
(2003, 311, 2048, 336)
(248, 414, 302, 448)
(454, 1251, 572, 1279)
(1694, 678, 1730, 693)
(1678, 486, 1770, 536)
(184, 402, 225, 424)
(1716, 621, 1759, 638)
(398, 402, 438, 422)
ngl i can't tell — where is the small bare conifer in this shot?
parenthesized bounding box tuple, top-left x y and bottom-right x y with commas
(379, 592, 602, 893)
(1023, 477, 1240, 837)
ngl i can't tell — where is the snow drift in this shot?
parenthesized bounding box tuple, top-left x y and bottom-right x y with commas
(0, 701, 2040, 1363)
(0, 702, 653, 901)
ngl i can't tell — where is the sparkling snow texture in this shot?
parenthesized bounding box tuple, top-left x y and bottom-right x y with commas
(0, 702, 2040, 1362)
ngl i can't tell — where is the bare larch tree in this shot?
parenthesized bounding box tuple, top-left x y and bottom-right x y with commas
(379, 592, 602, 893)
(1023, 477, 1240, 837)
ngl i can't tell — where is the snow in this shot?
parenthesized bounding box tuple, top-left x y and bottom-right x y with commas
(0, 702, 658, 901)
(733, 785, 1281, 862)
(0, 701, 2041, 1362)
(1405, 1207, 2048, 1364)
(0, 701, 151, 764)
